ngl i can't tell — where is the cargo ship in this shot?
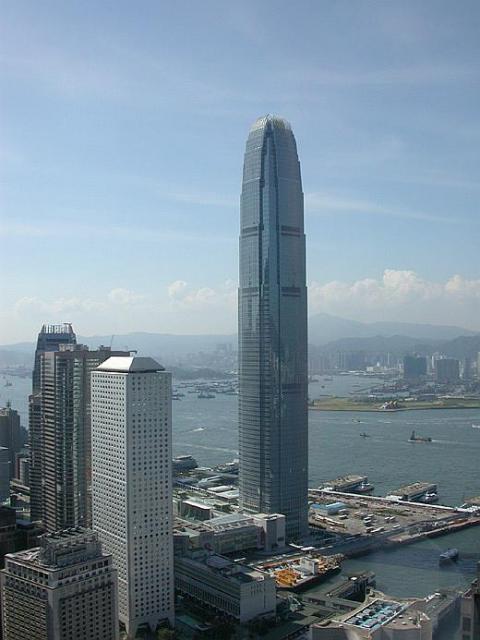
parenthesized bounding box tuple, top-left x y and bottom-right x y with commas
(259, 554, 343, 592)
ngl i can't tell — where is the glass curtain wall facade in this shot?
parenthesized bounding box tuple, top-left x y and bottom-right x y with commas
(238, 115, 308, 539)
(29, 324, 77, 523)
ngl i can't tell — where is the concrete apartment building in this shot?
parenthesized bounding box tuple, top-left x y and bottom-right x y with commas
(0, 527, 118, 640)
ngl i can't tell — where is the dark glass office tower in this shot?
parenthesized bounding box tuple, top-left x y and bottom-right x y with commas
(29, 323, 129, 531)
(32, 323, 77, 393)
(238, 115, 308, 539)
(29, 324, 77, 523)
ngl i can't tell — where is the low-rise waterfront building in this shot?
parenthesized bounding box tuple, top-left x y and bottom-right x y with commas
(175, 552, 276, 623)
(0, 527, 118, 640)
(310, 596, 432, 639)
(461, 562, 480, 640)
(252, 513, 286, 552)
(174, 508, 287, 556)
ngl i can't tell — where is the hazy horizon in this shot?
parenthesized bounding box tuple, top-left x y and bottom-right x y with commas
(1, 312, 478, 351)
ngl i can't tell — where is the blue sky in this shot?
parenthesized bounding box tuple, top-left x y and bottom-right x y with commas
(1, 1, 479, 342)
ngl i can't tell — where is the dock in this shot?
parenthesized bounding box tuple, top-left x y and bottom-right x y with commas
(387, 482, 437, 502)
(321, 475, 373, 494)
(308, 490, 480, 559)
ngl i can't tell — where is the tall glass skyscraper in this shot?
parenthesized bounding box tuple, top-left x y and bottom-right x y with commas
(238, 115, 308, 539)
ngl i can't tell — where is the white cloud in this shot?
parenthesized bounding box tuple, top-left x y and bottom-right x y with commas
(107, 288, 144, 305)
(13, 288, 145, 317)
(309, 270, 480, 326)
(14, 296, 106, 316)
(167, 280, 188, 300)
(445, 275, 480, 298)
(166, 280, 237, 310)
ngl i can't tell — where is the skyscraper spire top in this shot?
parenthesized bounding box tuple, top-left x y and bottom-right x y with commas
(249, 114, 292, 132)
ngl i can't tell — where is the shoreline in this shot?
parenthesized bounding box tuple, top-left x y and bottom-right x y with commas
(309, 401, 480, 413)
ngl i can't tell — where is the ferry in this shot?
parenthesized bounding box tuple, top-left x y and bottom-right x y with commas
(409, 430, 432, 443)
(417, 492, 438, 504)
(389, 481, 438, 503)
(439, 548, 459, 564)
(355, 481, 374, 494)
(323, 474, 374, 494)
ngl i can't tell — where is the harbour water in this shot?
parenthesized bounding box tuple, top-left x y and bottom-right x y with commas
(2, 372, 480, 607)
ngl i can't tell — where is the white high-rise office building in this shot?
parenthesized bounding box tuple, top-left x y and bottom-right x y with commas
(91, 356, 174, 638)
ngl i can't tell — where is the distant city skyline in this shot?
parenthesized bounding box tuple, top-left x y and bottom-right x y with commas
(1, 1, 480, 342)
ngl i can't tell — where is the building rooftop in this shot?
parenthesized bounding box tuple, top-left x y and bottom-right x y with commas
(39, 323, 74, 335)
(178, 553, 268, 585)
(96, 355, 165, 373)
(250, 114, 292, 133)
(5, 527, 104, 569)
(343, 599, 406, 631)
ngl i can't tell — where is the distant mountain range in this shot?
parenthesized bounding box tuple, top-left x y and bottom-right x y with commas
(313, 334, 480, 358)
(0, 314, 478, 368)
(308, 313, 478, 344)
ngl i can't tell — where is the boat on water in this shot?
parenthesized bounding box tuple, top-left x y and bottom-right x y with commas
(359, 432, 370, 438)
(262, 554, 343, 592)
(417, 492, 438, 504)
(409, 430, 432, 443)
(172, 455, 198, 472)
(355, 481, 374, 494)
(439, 548, 459, 564)
(472, 424, 480, 429)
(4, 381, 12, 387)
(198, 391, 215, 399)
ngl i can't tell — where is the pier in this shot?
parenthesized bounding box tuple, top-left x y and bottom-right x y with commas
(320, 474, 373, 494)
(387, 481, 437, 502)
(308, 490, 480, 558)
